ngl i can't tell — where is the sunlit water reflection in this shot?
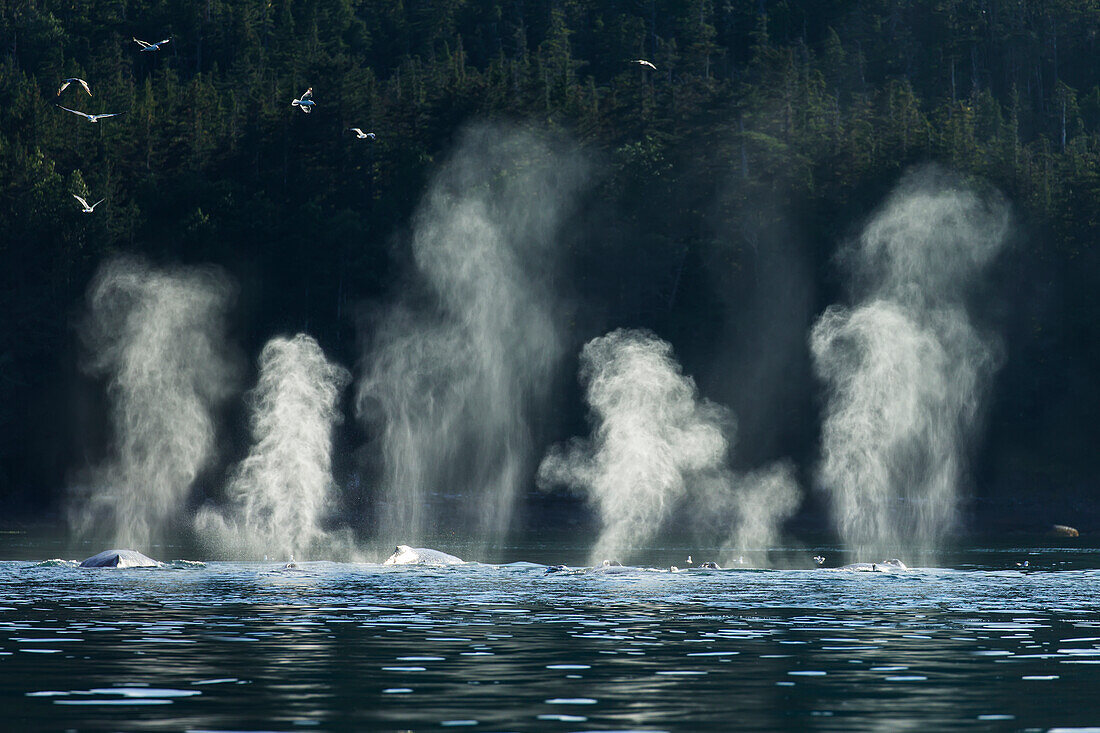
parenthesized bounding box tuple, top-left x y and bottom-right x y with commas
(3, 549, 1100, 730)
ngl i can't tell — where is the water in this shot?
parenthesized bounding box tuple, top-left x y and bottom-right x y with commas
(3, 546, 1100, 731)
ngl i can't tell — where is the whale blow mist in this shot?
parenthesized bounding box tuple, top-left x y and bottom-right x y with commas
(357, 126, 585, 550)
(718, 462, 800, 567)
(811, 167, 1009, 560)
(541, 329, 801, 566)
(196, 334, 349, 560)
(70, 257, 238, 549)
(539, 330, 723, 564)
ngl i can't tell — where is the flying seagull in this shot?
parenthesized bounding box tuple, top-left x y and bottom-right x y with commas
(632, 59, 657, 70)
(72, 194, 104, 213)
(133, 37, 171, 52)
(55, 105, 124, 123)
(292, 87, 315, 113)
(347, 128, 376, 139)
(57, 78, 92, 96)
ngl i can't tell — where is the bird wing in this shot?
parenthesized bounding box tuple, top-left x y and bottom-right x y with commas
(301, 105, 312, 113)
(367, 132, 376, 139)
(301, 87, 313, 101)
(73, 194, 89, 207)
(77, 79, 92, 95)
(57, 80, 71, 95)
(93, 112, 123, 120)
(156, 39, 170, 46)
(133, 37, 150, 48)
(56, 104, 90, 119)
(91, 199, 105, 209)
(349, 127, 362, 134)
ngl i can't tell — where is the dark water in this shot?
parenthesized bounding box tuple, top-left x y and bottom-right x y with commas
(3, 547, 1100, 731)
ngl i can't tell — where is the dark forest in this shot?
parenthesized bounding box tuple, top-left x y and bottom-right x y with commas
(2, 0, 1099, 538)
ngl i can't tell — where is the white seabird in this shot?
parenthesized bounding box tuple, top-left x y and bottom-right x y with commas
(56, 105, 123, 123)
(72, 194, 104, 213)
(292, 87, 315, 113)
(57, 78, 92, 96)
(632, 59, 657, 70)
(348, 128, 376, 139)
(133, 37, 171, 52)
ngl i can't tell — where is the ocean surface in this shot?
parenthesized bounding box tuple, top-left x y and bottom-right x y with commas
(3, 543, 1100, 731)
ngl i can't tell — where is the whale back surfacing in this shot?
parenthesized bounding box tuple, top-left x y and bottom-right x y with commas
(836, 558, 908, 572)
(383, 545, 464, 566)
(79, 549, 160, 568)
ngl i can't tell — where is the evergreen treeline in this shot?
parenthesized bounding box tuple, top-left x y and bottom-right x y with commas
(2, 1, 1098, 527)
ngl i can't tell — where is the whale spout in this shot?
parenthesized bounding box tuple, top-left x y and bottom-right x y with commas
(382, 545, 464, 566)
(79, 549, 160, 568)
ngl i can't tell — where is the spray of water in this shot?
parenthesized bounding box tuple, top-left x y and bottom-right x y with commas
(718, 462, 801, 566)
(539, 327, 792, 561)
(70, 257, 238, 549)
(811, 167, 1009, 560)
(357, 125, 585, 551)
(196, 334, 350, 560)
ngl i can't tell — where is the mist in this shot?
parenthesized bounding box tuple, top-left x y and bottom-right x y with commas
(718, 463, 801, 567)
(811, 167, 1010, 560)
(196, 334, 350, 560)
(537, 330, 709, 563)
(356, 125, 587, 551)
(540, 329, 802, 566)
(69, 257, 238, 550)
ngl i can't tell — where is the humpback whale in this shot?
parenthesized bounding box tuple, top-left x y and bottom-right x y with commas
(546, 561, 643, 575)
(586, 560, 641, 574)
(383, 545, 464, 566)
(836, 558, 908, 572)
(79, 549, 160, 568)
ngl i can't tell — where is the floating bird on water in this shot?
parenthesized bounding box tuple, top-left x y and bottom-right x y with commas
(133, 37, 171, 52)
(55, 105, 124, 123)
(72, 194, 104, 213)
(632, 59, 657, 70)
(292, 87, 315, 113)
(348, 128, 376, 139)
(57, 78, 92, 97)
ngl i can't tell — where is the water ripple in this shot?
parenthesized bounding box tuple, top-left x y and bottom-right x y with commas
(0, 556, 1099, 730)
